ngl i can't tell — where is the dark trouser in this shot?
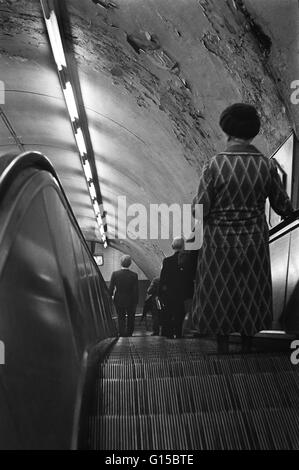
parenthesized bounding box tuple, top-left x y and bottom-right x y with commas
(116, 305, 135, 336)
(162, 299, 185, 338)
(151, 307, 160, 335)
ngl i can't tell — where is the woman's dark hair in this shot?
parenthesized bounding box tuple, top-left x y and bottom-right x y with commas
(219, 103, 261, 139)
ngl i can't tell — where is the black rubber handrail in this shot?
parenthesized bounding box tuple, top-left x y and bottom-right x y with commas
(0, 151, 57, 195)
(269, 209, 299, 239)
(0, 150, 107, 279)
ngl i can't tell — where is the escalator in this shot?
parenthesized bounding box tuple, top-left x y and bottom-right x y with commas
(87, 338, 299, 450)
(79, 212, 299, 450)
(0, 151, 299, 450)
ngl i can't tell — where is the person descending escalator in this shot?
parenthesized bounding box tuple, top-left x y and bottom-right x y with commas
(159, 238, 186, 339)
(109, 255, 139, 337)
(142, 277, 163, 336)
(191, 103, 294, 354)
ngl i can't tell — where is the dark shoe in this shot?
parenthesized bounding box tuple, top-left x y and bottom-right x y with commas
(217, 335, 229, 354)
(241, 336, 252, 353)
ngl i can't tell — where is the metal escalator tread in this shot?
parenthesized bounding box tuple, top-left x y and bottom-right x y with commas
(87, 337, 299, 450)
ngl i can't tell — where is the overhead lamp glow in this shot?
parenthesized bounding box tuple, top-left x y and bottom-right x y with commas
(75, 127, 87, 156)
(44, 10, 66, 71)
(63, 82, 79, 121)
(83, 160, 92, 181)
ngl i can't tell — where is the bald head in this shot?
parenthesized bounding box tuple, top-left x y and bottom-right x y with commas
(120, 255, 132, 268)
(172, 237, 185, 252)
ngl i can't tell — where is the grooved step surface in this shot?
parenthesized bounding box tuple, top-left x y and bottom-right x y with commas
(87, 337, 299, 450)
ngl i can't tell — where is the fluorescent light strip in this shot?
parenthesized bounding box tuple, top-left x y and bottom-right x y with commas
(93, 199, 100, 215)
(89, 182, 97, 200)
(42, 4, 108, 248)
(83, 160, 92, 181)
(45, 11, 66, 71)
(75, 127, 87, 156)
(63, 82, 79, 121)
(99, 225, 105, 236)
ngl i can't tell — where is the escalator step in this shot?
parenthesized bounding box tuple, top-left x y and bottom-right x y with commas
(87, 337, 299, 450)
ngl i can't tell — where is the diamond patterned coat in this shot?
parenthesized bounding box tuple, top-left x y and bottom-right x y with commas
(191, 142, 293, 335)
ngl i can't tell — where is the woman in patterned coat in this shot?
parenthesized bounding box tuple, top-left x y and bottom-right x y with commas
(192, 103, 293, 353)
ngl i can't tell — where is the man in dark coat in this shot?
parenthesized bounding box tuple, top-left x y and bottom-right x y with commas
(159, 238, 186, 338)
(143, 277, 162, 336)
(109, 255, 139, 337)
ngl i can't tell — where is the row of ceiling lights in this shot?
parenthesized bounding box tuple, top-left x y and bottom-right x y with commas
(41, 1, 107, 248)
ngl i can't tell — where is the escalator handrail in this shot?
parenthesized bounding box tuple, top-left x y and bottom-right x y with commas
(0, 150, 107, 282)
(269, 209, 299, 242)
(0, 151, 56, 193)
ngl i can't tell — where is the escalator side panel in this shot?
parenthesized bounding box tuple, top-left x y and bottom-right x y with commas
(0, 169, 116, 449)
(0, 180, 78, 449)
(269, 234, 290, 328)
(43, 186, 99, 353)
(284, 228, 299, 331)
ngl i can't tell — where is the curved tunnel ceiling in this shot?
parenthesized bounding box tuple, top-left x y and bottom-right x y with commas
(0, 0, 297, 278)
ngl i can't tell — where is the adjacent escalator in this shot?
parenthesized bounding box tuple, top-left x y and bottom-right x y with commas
(0, 151, 117, 449)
